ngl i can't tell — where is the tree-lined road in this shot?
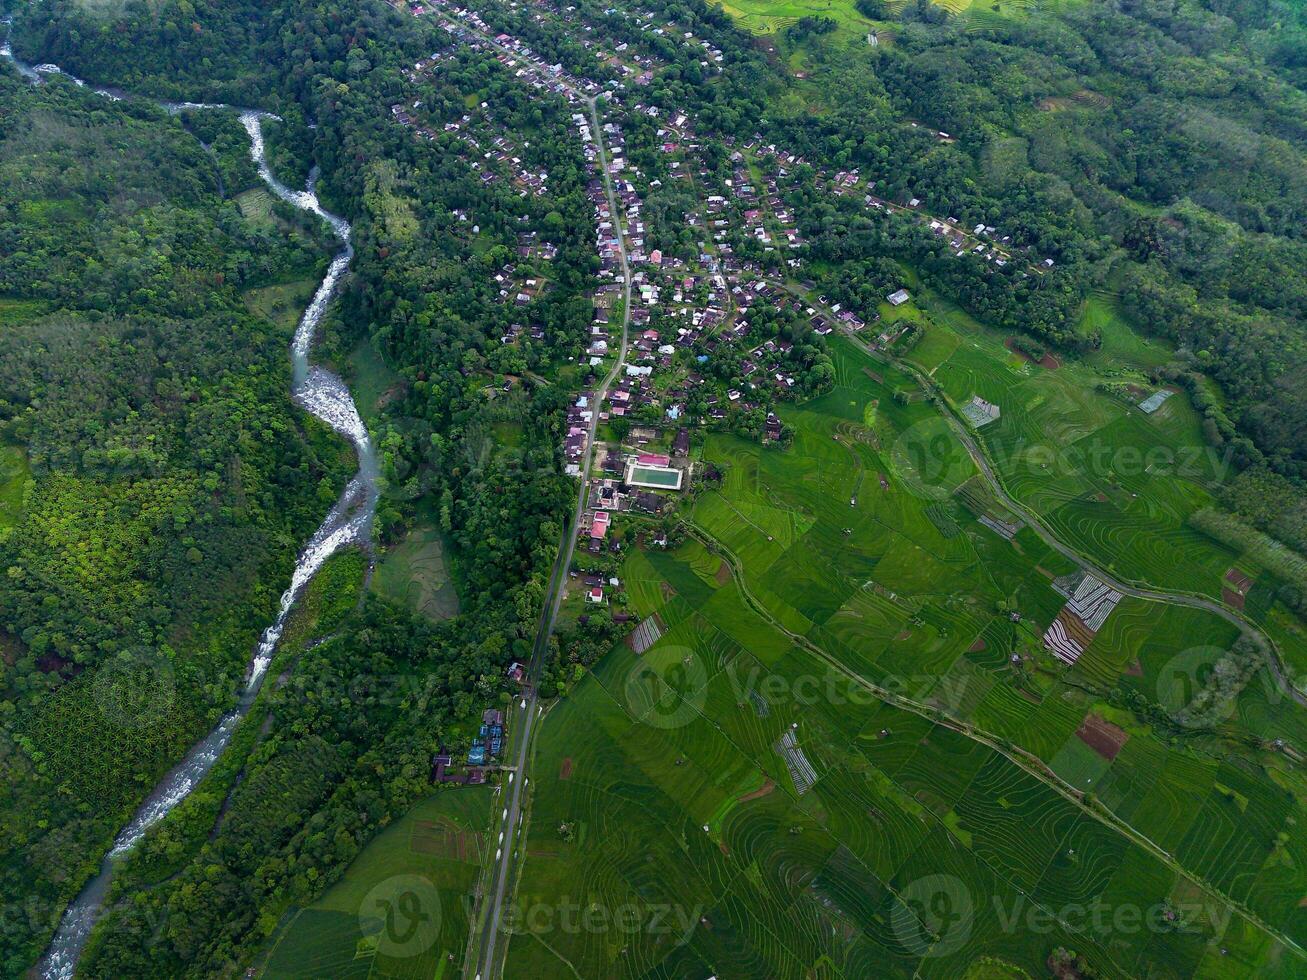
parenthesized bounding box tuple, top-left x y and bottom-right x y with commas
(469, 74, 633, 980)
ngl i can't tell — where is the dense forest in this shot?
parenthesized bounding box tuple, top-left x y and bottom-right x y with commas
(0, 65, 357, 971)
(2, 0, 596, 971)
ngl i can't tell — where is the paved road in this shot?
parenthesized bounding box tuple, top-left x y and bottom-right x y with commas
(471, 87, 633, 980)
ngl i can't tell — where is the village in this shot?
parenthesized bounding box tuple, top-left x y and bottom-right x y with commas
(378, 0, 1070, 780)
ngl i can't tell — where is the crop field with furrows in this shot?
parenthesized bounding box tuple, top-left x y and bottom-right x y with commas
(899, 294, 1245, 603)
(507, 548, 1303, 977)
(260, 789, 490, 980)
(504, 330, 1306, 978)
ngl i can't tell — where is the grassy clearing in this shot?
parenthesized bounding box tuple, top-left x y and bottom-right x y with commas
(716, 0, 877, 39)
(241, 277, 318, 335)
(0, 444, 31, 530)
(713, 0, 1070, 39)
(347, 337, 403, 424)
(0, 296, 50, 327)
(372, 520, 460, 623)
(1080, 292, 1171, 372)
(259, 788, 491, 979)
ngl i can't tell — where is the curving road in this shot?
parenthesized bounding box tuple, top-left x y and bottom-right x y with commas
(789, 284, 1306, 710)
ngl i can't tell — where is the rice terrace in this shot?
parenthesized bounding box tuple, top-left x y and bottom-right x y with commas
(1, 0, 1306, 978)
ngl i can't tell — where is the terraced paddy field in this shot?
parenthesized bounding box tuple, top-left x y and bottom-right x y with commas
(372, 518, 460, 623)
(506, 551, 1306, 976)
(259, 789, 491, 979)
(901, 293, 1248, 606)
(505, 331, 1307, 978)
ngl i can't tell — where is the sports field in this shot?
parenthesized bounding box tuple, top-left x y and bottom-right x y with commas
(259, 789, 491, 979)
(504, 330, 1307, 977)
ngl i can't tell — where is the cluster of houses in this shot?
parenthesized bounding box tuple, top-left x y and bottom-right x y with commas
(431, 707, 506, 784)
(468, 707, 505, 764)
(423, 1, 607, 101)
(408, 8, 1036, 488)
(570, 442, 693, 600)
(415, 0, 1060, 286)
(524, 0, 724, 82)
(392, 54, 551, 197)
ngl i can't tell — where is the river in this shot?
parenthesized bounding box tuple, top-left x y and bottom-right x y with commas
(4, 27, 379, 979)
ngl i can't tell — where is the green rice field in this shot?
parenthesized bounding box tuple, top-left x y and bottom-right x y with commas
(503, 328, 1307, 978)
(259, 789, 491, 979)
(372, 519, 460, 623)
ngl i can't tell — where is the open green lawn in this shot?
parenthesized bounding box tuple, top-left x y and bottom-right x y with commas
(259, 789, 491, 980)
